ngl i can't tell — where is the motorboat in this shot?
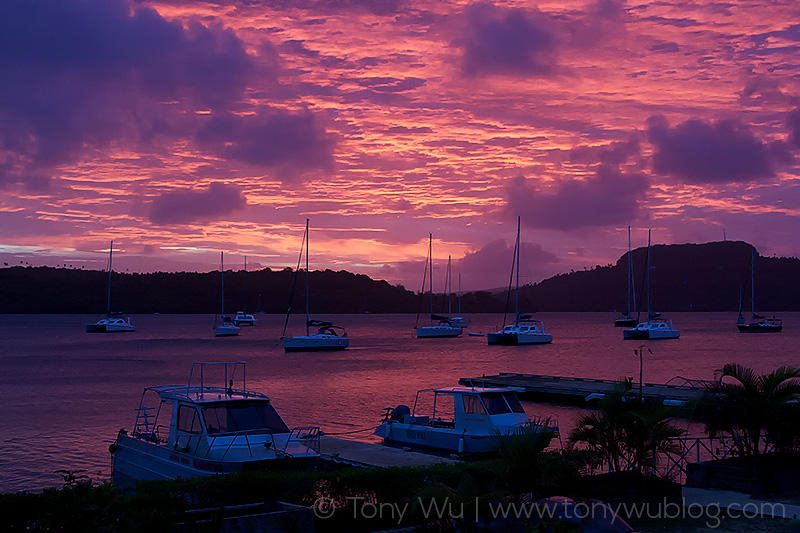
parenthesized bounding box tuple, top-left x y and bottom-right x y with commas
(415, 235, 462, 338)
(214, 252, 240, 337)
(85, 241, 136, 333)
(85, 315, 136, 333)
(282, 219, 349, 351)
(486, 316, 552, 345)
(109, 362, 320, 488)
(233, 312, 257, 327)
(622, 318, 680, 340)
(487, 217, 551, 345)
(374, 386, 557, 454)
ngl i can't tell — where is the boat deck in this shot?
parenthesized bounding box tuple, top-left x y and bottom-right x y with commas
(320, 437, 456, 468)
(459, 373, 707, 406)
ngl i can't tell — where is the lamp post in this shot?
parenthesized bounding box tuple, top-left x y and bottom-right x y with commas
(635, 344, 653, 402)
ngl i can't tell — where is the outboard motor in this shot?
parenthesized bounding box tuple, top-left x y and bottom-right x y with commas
(390, 404, 410, 422)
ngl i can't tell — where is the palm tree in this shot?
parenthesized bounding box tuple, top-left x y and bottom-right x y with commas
(701, 363, 800, 464)
(569, 381, 684, 475)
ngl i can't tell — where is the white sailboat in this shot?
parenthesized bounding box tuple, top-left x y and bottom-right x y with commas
(623, 230, 679, 340)
(415, 234, 462, 338)
(737, 248, 781, 332)
(214, 252, 240, 337)
(85, 241, 136, 333)
(282, 219, 349, 351)
(487, 217, 552, 345)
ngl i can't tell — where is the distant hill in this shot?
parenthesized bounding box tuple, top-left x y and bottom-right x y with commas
(1, 240, 798, 313)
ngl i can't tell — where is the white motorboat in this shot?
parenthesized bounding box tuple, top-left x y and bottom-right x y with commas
(214, 252, 240, 337)
(233, 312, 257, 327)
(85, 316, 136, 333)
(85, 241, 136, 333)
(623, 230, 680, 340)
(109, 362, 320, 488)
(282, 219, 349, 351)
(415, 235, 462, 338)
(487, 217, 551, 345)
(374, 386, 557, 454)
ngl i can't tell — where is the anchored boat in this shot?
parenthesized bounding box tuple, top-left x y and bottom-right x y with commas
(374, 386, 556, 454)
(110, 362, 320, 488)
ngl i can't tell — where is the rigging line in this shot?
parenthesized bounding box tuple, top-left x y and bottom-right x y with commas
(281, 223, 307, 338)
(320, 424, 381, 436)
(414, 235, 430, 329)
(458, 352, 475, 391)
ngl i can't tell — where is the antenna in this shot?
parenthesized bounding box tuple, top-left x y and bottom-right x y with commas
(458, 352, 475, 391)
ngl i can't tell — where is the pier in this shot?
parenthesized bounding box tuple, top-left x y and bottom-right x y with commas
(320, 436, 456, 468)
(459, 373, 708, 405)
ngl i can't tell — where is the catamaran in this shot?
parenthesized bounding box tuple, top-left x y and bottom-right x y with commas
(415, 234, 462, 338)
(737, 248, 781, 332)
(487, 217, 552, 345)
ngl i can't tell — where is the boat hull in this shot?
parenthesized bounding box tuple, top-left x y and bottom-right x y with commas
(737, 323, 782, 332)
(215, 325, 240, 337)
(374, 422, 501, 454)
(416, 326, 462, 338)
(85, 319, 136, 333)
(623, 321, 680, 340)
(111, 432, 317, 489)
(283, 334, 349, 351)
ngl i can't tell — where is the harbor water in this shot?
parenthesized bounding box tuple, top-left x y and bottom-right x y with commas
(1, 312, 798, 493)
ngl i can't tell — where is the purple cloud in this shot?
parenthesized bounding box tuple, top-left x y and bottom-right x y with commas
(647, 115, 776, 183)
(0, 0, 252, 184)
(457, 2, 559, 77)
(505, 167, 648, 231)
(456, 238, 560, 291)
(788, 107, 800, 149)
(194, 108, 335, 181)
(149, 182, 247, 224)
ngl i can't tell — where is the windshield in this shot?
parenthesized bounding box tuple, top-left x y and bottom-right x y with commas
(481, 392, 526, 415)
(202, 402, 290, 435)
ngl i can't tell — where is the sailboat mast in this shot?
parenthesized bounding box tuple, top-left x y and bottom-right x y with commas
(243, 256, 247, 314)
(646, 229, 651, 319)
(428, 233, 433, 323)
(515, 216, 521, 325)
(220, 252, 225, 317)
(750, 248, 755, 320)
(305, 218, 310, 335)
(107, 240, 113, 316)
(626, 227, 631, 316)
(448, 256, 452, 316)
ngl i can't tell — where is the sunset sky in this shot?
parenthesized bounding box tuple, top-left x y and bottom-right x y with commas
(1, 0, 799, 291)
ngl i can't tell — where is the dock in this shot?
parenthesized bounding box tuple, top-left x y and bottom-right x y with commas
(320, 436, 456, 468)
(460, 373, 708, 406)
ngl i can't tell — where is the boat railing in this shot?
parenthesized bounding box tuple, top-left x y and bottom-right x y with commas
(188, 426, 321, 460)
(287, 426, 321, 455)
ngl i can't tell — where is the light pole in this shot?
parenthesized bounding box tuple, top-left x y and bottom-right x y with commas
(635, 344, 652, 402)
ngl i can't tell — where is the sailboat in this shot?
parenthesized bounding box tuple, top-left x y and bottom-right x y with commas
(737, 248, 781, 332)
(282, 219, 349, 351)
(415, 235, 462, 338)
(486, 217, 552, 345)
(233, 256, 256, 326)
(85, 241, 136, 333)
(449, 272, 470, 328)
(622, 230, 679, 340)
(613, 226, 638, 327)
(214, 252, 240, 337)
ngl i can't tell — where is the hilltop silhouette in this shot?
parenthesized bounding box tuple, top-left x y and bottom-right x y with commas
(1, 241, 798, 313)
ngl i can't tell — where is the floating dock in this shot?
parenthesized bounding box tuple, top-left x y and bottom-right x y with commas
(459, 373, 707, 406)
(320, 436, 456, 468)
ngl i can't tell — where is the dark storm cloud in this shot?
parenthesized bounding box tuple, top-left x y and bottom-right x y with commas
(0, 0, 252, 181)
(456, 238, 559, 290)
(194, 108, 335, 181)
(646, 115, 777, 183)
(505, 167, 648, 231)
(457, 2, 559, 77)
(788, 107, 800, 149)
(149, 182, 246, 224)
(569, 137, 641, 167)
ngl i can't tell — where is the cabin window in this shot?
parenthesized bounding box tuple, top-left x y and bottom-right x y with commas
(177, 405, 203, 434)
(463, 395, 487, 414)
(503, 393, 526, 414)
(482, 393, 512, 415)
(203, 403, 290, 435)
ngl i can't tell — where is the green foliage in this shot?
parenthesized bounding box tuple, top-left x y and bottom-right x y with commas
(568, 381, 685, 475)
(699, 363, 800, 463)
